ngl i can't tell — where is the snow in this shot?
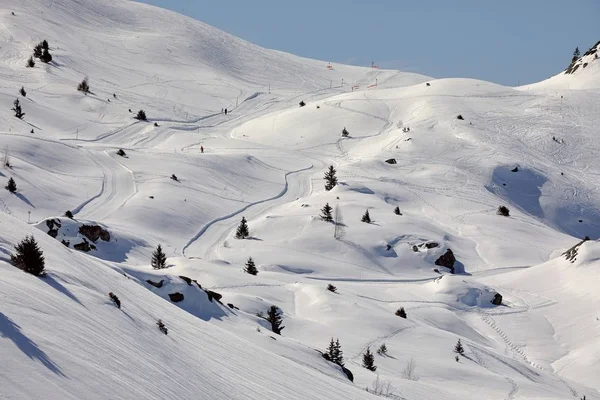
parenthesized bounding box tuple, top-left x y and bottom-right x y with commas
(0, 0, 599, 399)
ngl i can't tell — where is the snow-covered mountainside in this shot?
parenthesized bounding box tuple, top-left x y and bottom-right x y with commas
(0, 1, 599, 399)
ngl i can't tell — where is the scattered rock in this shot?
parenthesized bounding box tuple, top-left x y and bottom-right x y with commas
(511, 166, 519, 172)
(61, 239, 70, 247)
(227, 303, 239, 310)
(434, 249, 456, 274)
(205, 290, 222, 303)
(79, 224, 110, 243)
(412, 245, 419, 252)
(146, 279, 164, 288)
(425, 242, 439, 249)
(385, 158, 397, 164)
(45, 218, 62, 238)
(179, 276, 193, 286)
(491, 293, 503, 305)
(168, 292, 184, 302)
(74, 238, 96, 252)
(457, 114, 464, 120)
(426, 82, 431, 87)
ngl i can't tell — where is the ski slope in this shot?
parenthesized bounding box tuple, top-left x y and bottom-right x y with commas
(0, 1, 599, 399)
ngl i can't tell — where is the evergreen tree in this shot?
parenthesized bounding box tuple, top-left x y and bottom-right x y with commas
(151, 244, 167, 269)
(109, 292, 121, 308)
(497, 205, 510, 217)
(334, 338, 344, 365)
(5, 177, 17, 193)
(377, 343, 388, 356)
(394, 206, 402, 215)
(244, 257, 258, 275)
(12, 99, 25, 119)
(326, 283, 337, 293)
(235, 216, 249, 239)
(64, 210, 74, 219)
(341, 127, 349, 137)
(26, 56, 35, 68)
(33, 43, 43, 59)
(362, 347, 377, 371)
(361, 209, 371, 223)
(395, 307, 407, 319)
(19, 86, 26, 97)
(266, 305, 285, 335)
(573, 47, 581, 61)
(40, 48, 52, 63)
(320, 202, 333, 222)
(324, 165, 338, 191)
(11, 235, 45, 276)
(454, 339, 465, 355)
(42, 39, 49, 51)
(77, 77, 90, 93)
(325, 338, 336, 361)
(134, 109, 147, 121)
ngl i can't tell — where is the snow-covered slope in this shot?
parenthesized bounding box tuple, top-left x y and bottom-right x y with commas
(1, 0, 599, 399)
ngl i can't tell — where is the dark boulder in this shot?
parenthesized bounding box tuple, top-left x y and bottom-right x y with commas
(341, 366, 354, 382)
(435, 249, 456, 274)
(179, 276, 193, 285)
(146, 279, 164, 288)
(169, 292, 184, 302)
(79, 224, 110, 243)
(457, 114, 464, 120)
(491, 293, 503, 305)
(74, 238, 96, 252)
(425, 242, 439, 249)
(205, 290, 222, 303)
(385, 158, 397, 164)
(511, 166, 519, 172)
(46, 218, 61, 238)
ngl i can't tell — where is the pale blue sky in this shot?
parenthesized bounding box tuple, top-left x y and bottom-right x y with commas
(137, 0, 599, 85)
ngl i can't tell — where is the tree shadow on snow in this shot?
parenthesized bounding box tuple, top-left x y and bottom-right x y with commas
(15, 192, 35, 209)
(0, 312, 65, 376)
(42, 274, 85, 308)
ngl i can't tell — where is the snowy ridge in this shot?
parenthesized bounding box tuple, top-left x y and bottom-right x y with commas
(0, 0, 599, 399)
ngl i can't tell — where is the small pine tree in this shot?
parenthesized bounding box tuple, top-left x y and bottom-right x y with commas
(170, 174, 178, 181)
(40, 48, 52, 63)
(266, 305, 285, 335)
(134, 110, 147, 121)
(42, 40, 49, 51)
(11, 235, 45, 276)
(235, 216, 249, 239)
(341, 127, 349, 137)
(109, 292, 121, 309)
(12, 99, 25, 119)
(244, 257, 258, 275)
(361, 210, 371, 223)
(5, 177, 17, 193)
(497, 205, 510, 217)
(333, 338, 344, 365)
(19, 86, 26, 97)
(573, 47, 581, 61)
(157, 319, 168, 335)
(324, 165, 338, 191)
(325, 338, 336, 362)
(26, 56, 35, 68)
(33, 43, 43, 59)
(362, 347, 377, 371)
(320, 203, 333, 222)
(377, 343, 388, 356)
(299, 100, 306, 107)
(395, 307, 407, 318)
(77, 77, 90, 94)
(326, 283, 337, 293)
(394, 206, 402, 215)
(116, 149, 126, 157)
(151, 244, 167, 269)
(454, 339, 465, 355)
(64, 210, 74, 218)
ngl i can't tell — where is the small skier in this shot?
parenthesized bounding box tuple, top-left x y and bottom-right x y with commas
(200, 146, 204, 153)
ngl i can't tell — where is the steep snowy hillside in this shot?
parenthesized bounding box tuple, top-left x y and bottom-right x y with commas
(1, 0, 599, 399)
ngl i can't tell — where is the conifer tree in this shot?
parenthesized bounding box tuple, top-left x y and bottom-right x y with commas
(395, 307, 407, 319)
(334, 338, 344, 365)
(454, 339, 465, 355)
(11, 235, 45, 276)
(40, 48, 52, 63)
(266, 305, 284, 335)
(77, 77, 90, 94)
(324, 165, 338, 191)
(361, 209, 371, 223)
(394, 206, 402, 215)
(33, 43, 43, 59)
(341, 127, 349, 137)
(326, 283, 337, 293)
(244, 257, 258, 275)
(134, 109, 147, 121)
(151, 244, 167, 269)
(19, 86, 26, 97)
(12, 99, 24, 119)
(26, 56, 35, 68)
(377, 343, 388, 356)
(235, 216, 249, 239)
(362, 347, 377, 371)
(573, 47, 581, 61)
(5, 177, 17, 193)
(42, 39, 49, 51)
(320, 202, 333, 222)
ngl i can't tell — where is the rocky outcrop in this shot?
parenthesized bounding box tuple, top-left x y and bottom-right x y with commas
(168, 292, 184, 302)
(45, 218, 62, 238)
(341, 366, 354, 382)
(435, 249, 456, 274)
(78, 224, 110, 243)
(563, 236, 591, 263)
(385, 158, 397, 164)
(73, 238, 96, 252)
(491, 293, 503, 305)
(205, 290, 222, 303)
(146, 279, 164, 288)
(179, 276, 193, 286)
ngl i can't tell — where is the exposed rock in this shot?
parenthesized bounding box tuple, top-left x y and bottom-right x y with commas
(61, 239, 70, 247)
(435, 249, 456, 274)
(425, 242, 439, 249)
(169, 292, 184, 302)
(74, 239, 96, 252)
(341, 366, 354, 382)
(412, 245, 419, 252)
(79, 224, 110, 243)
(511, 166, 519, 172)
(46, 218, 61, 238)
(491, 293, 503, 305)
(457, 114, 464, 120)
(205, 290, 222, 303)
(385, 158, 397, 164)
(179, 276, 193, 286)
(146, 279, 164, 288)
(563, 236, 591, 263)
(192, 279, 202, 289)
(227, 303, 239, 310)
